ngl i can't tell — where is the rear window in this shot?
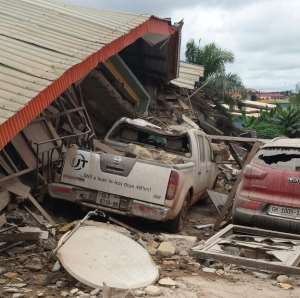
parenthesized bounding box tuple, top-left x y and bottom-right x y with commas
(253, 147, 300, 171)
(109, 123, 191, 155)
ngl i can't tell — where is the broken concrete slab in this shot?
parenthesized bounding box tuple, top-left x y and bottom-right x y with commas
(57, 225, 159, 289)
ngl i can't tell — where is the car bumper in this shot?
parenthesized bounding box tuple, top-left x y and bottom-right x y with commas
(48, 183, 170, 222)
(233, 207, 300, 233)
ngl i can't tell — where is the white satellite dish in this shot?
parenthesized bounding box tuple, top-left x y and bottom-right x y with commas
(57, 225, 159, 289)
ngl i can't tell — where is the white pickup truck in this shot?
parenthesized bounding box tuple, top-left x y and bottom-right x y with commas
(48, 118, 217, 231)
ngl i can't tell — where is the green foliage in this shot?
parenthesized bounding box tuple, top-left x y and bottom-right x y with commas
(241, 105, 300, 138)
(185, 40, 234, 78)
(290, 92, 300, 105)
(185, 39, 245, 104)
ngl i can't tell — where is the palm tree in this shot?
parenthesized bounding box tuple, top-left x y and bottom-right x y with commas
(201, 72, 245, 106)
(275, 105, 300, 137)
(185, 40, 234, 78)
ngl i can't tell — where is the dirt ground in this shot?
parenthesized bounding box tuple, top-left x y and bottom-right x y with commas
(1, 199, 299, 298)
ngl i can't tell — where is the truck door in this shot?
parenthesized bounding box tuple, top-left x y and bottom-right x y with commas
(194, 134, 209, 197)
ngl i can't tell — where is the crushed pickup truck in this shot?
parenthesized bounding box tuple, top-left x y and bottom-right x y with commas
(48, 118, 218, 232)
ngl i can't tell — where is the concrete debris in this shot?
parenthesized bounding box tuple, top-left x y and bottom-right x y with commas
(12, 294, 25, 298)
(3, 272, 18, 279)
(202, 267, 217, 274)
(252, 271, 273, 279)
(160, 234, 197, 253)
(24, 257, 43, 271)
(277, 275, 290, 284)
(144, 285, 162, 297)
(134, 289, 146, 297)
(90, 288, 101, 296)
(158, 277, 177, 287)
(70, 288, 79, 295)
(51, 261, 61, 272)
(276, 282, 293, 290)
(157, 241, 176, 257)
(126, 143, 184, 165)
(0, 266, 7, 275)
(194, 224, 214, 230)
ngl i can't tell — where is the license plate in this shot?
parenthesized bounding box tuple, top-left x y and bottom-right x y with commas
(268, 205, 300, 220)
(96, 192, 120, 209)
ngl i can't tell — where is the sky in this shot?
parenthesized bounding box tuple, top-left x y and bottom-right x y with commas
(67, 0, 300, 92)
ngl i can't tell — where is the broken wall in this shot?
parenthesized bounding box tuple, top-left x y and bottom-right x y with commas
(82, 70, 135, 137)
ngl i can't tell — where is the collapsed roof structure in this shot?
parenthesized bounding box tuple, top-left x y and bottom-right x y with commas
(0, 0, 180, 150)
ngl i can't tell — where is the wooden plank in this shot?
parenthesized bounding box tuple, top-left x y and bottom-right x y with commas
(233, 225, 300, 240)
(207, 190, 227, 217)
(28, 194, 55, 226)
(0, 190, 10, 212)
(214, 142, 262, 229)
(0, 214, 6, 229)
(193, 224, 300, 275)
(0, 241, 23, 253)
(0, 232, 40, 242)
(227, 142, 243, 169)
(2, 178, 31, 197)
(11, 133, 37, 168)
(193, 250, 300, 275)
(2, 178, 55, 226)
(208, 135, 268, 143)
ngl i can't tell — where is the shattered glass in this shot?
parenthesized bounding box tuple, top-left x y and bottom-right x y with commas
(254, 148, 300, 171)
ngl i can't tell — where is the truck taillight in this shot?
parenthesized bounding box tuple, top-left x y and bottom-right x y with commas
(166, 171, 179, 200)
(236, 199, 264, 210)
(243, 165, 267, 179)
(51, 185, 73, 194)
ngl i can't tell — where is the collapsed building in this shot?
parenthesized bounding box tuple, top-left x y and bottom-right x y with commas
(0, 0, 188, 193)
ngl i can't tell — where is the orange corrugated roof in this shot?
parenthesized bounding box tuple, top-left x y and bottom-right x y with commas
(0, 0, 176, 150)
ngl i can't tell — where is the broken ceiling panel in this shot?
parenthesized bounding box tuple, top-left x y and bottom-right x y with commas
(0, 0, 177, 150)
(171, 62, 204, 90)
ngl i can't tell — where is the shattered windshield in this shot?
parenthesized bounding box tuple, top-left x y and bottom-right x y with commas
(254, 148, 300, 171)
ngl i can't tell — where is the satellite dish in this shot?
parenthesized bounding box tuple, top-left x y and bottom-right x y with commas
(57, 225, 159, 289)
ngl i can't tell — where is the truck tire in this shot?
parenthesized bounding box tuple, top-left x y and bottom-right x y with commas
(166, 193, 190, 233)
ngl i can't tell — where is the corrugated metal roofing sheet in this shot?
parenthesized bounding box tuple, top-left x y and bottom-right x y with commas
(0, 0, 176, 150)
(263, 138, 300, 149)
(171, 62, 204, 90)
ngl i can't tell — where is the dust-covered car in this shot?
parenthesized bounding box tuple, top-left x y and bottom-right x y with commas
(233, 137, 300, 233)
(48, 118, 218, 232)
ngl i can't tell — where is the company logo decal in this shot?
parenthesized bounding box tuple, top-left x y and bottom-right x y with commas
(288, 177, 300, 184)
(70, 153, 88, 170)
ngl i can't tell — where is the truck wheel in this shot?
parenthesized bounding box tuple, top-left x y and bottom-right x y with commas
(166, 193, 190, 233)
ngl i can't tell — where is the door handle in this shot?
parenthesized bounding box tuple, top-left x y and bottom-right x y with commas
(198, 171, 201, 175)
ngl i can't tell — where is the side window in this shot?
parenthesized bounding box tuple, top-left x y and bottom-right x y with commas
(197, 135, 205, 162)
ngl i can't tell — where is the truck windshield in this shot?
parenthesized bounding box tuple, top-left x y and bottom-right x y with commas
(109, 123, 191, 155)
(254, 148, 300, 171)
